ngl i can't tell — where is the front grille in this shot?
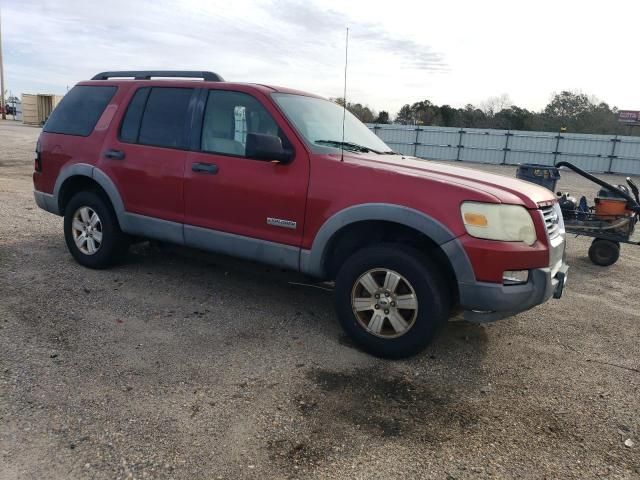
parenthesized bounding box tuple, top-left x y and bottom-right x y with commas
(540, 204, 561, 239)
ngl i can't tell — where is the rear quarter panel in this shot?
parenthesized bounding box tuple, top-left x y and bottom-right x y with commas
(33, 82, 129, 195)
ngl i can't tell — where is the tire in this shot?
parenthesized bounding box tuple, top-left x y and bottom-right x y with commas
(588, 238, 620, 266)
(334, 244, 450, 359)
(63, 191, 129, 269)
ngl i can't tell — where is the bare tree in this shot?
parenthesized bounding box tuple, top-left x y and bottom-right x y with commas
(480, 94, 513, 117)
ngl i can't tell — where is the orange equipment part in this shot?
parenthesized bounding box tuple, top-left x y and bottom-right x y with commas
(594, 198, 629, 217)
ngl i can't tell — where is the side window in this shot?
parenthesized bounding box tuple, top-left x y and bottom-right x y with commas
(120, 87, 194, 149)
(119, 88, 149, 143)
(201, 90, 286, 157)
(43, 85, 117, 136)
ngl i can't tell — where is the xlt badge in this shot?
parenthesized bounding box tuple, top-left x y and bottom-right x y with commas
(267, 217, 297, 229)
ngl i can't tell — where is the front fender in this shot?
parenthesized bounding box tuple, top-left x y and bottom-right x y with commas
(299, 203, 475, 284)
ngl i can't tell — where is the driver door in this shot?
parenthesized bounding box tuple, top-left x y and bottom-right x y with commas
(184, 88, 309, 248)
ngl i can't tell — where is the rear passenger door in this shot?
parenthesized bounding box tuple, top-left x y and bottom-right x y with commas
(101, 86, 197, 224)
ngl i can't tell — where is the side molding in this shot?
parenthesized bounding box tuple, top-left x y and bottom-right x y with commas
(185, 224, 299, 270)
(299, 203, 475, 284)
(121, 212, 185, 245)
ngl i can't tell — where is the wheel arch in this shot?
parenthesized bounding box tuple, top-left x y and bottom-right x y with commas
(300, 204, 476, 299)
(54, 164, 125, 221)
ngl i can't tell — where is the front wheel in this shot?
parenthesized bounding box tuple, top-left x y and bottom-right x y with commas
(588, 238, 620, 266)
(334, 244, 450, 359)
(63, 191, 129, 269)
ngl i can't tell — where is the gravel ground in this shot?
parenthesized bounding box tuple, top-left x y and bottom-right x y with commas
(1, 119, 639, 479)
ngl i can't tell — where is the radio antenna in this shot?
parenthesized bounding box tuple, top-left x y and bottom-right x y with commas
(340, 27, 349, 162)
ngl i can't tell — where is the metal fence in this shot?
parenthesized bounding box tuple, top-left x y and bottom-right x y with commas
(366, 124, 640, 175)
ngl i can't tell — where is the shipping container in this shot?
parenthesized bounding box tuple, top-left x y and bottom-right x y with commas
(21, 93, 63, 126)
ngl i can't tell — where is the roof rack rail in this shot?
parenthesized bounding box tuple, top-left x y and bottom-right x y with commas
(91, 70, 224, 81)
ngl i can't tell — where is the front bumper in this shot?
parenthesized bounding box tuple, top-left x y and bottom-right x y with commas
(460, 262, 569, 323)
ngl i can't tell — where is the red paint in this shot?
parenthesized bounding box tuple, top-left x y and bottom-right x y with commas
(98, 84, 186, 223)
(183, 86, 309, 246)
(34, 79, 558, 284)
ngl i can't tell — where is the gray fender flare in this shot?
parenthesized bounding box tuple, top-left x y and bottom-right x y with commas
(52, 163, 126, 222)
(299, 203, 475, 284)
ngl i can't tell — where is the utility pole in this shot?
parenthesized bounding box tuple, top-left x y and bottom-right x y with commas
(0, 7, 6, 120)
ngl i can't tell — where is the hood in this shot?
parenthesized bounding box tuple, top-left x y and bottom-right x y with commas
(345, 152, 555, 209)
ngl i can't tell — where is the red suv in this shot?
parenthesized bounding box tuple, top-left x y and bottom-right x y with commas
(33, 71, 568, 358)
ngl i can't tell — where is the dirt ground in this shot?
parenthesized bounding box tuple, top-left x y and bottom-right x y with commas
(1, 119, 639, 479)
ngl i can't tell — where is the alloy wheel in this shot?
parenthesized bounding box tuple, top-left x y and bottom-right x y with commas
(71, 206, 103, 255)
(350, 268, 418, 338)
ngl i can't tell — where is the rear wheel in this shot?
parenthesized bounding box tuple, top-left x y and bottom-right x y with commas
(63, 191, 129, 269)
(588, 238, 620, 266)
(334, 244, 449, 359)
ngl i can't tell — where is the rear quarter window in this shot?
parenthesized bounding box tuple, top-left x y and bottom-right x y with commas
(43, 85, 117, 136)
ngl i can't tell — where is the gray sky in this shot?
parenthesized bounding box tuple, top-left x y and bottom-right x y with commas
(2, 0, 638, 115)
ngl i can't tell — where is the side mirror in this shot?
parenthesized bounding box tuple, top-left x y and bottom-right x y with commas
(245, 133, 293, 163)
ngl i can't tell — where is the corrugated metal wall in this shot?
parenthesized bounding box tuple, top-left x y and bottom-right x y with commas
(367, 124, 640, 175)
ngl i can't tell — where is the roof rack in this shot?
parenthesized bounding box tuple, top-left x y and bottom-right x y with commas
(91, 70, 224, 81)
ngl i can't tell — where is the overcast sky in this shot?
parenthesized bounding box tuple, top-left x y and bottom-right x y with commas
(2, 0, 639, 115)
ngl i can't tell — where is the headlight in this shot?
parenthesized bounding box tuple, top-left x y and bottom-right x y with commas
(460, 202, 537, 245)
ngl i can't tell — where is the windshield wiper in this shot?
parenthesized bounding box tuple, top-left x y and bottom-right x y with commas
(314, 139, 389, 155)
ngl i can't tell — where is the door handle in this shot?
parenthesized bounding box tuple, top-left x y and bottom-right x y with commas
(104, 149, 125, 160)
(192, 162, 219, 174)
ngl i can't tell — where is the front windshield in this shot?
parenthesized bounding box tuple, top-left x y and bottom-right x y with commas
(272, 93, 393, 153)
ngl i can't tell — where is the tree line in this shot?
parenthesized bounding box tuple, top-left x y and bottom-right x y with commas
(332, 91, 636, 135)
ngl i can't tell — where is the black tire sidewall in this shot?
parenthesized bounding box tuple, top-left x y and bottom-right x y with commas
(588, 239, 620, 266)
(63, 191, 125, 269)
(334, 244, 449, 359)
